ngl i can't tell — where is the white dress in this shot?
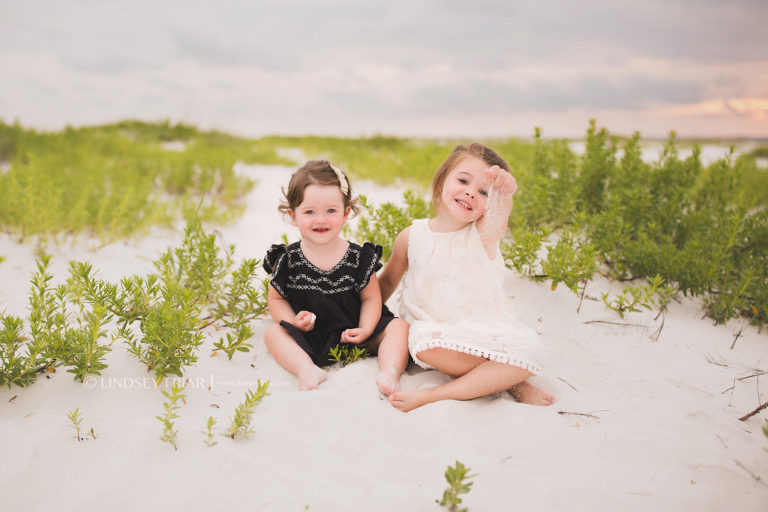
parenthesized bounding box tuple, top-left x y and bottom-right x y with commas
(399, 218, 543, 374)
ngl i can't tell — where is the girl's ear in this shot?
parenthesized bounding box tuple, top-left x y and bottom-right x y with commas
(344, 206, 351, 219)
(288, 210, 298, 226)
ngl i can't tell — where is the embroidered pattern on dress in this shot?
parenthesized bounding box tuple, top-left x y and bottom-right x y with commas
(288, 273, 357, 294)
(290, 244, 360, 275)
(269, 242, 378, 295)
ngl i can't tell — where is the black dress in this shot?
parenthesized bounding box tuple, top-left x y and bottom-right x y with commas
(263, 241, 395, 366)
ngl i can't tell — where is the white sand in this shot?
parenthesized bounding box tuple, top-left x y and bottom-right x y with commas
(1, 164, 767, 511)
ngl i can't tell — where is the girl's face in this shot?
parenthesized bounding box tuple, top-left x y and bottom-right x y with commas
(439, 156, 492, 224)
(290, 184, 349, 245)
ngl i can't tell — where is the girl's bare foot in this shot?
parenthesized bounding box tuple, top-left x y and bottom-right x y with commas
(298, 366, 328, 391)
(509, 381, 555, 405)
(376, 368, 400, 396)
(388, 389, 432, 412)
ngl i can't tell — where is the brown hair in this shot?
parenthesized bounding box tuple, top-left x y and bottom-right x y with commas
(431, 143, 511, 210)
(278, 160, 360, 217)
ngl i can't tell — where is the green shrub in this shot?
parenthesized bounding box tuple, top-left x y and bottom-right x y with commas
(0, 120, 290, 241)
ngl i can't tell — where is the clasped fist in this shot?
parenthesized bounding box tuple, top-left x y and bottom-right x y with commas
(293, 310, 316, 332)
(340, 327, 369, 344)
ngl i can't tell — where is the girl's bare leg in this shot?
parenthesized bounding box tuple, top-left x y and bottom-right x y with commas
(263, 324, 327, 390)
(367, 318, 409, 396)
(389, 347, 555, 411)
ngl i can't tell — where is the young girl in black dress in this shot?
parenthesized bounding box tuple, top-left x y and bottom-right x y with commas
(262, 160, 409, 393)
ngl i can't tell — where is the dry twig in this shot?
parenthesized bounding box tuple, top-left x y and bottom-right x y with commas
(649, 312, 666, 341)
(557, 377, 580, 392)
(730, 325, 744, 350)
(557, 410, 606, 421)
(724, 370, 768, 393)
(704, 354, 729, 367)
(584, 320, 649, 328)
(739, 371, 768, 381)
(577, 281, 587, 313)
(738, 401, 768, 422)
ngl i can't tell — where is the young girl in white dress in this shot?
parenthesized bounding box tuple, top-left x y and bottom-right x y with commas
(379, 143, 556, 411)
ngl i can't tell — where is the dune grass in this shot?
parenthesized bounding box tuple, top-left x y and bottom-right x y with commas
(265, 135, 536, 190)
(0, 120, 292, 242)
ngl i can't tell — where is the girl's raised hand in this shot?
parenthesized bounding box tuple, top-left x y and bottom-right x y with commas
(477, 166, 518, 255)
(340, 327, 369, 344)
(293, 310, 316, 332)
(486, 165, 517, 201)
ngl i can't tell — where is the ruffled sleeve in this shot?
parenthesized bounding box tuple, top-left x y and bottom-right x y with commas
(263, 243, 289, 298)
(355, 242, 383, 291)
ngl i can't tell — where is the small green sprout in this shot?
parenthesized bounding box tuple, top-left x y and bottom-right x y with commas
(437, 461, 476, 512)
(67, 408, 84, 441)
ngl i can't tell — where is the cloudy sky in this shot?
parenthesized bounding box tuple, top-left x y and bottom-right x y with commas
(1, 0, 766, 138)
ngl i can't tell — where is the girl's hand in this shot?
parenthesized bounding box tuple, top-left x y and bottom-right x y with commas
(340, 327, 370, 344)
(293, 311, 316, 332)
(477, 166, 517, 258)
(486, 165, 517, 203)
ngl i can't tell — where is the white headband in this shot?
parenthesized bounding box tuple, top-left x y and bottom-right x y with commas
(329, 164, 349, 196)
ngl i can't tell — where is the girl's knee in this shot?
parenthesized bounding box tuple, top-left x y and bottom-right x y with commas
(387, 318, 409, 335)
(263, 323, 287, 346)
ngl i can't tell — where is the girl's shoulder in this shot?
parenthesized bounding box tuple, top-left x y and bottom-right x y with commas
(348, 241, 385, 290)
(263, 241, 300, 274)
(348, 241, 383, 268)
(403, 218, 429, 239)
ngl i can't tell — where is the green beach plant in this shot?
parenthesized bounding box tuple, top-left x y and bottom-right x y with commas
(355, 191, 432, 260)
(210, 270, 269, 360)
(3, 219, 269, 389)
(436, 460, 476, 512)
(67, 408, 84, 441)
(539, 231, 599, 294)
(203, 416, 218, 447)
(500, 121, 768, 326)
(0, 316, 29, 388)
(0, 120, 291, 241)
(157, 381, 186, 450)
(602, 275, 668, 319)
(501, 226, 550, 278)
(224, 380, 270, 440)
(328, 344, 369, 367)
(67, 219, 268, 381)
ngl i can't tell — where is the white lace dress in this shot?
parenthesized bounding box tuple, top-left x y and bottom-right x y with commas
(399, 218, 543, 374)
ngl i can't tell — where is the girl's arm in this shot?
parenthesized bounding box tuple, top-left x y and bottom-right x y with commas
(378, 226, 410, 303)
(267, 284, 314, 331)
(477, 166, 517, 259)
(341, 273, 383, 343)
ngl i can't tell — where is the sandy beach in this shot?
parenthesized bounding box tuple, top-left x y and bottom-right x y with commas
(1, 164, 767, 511)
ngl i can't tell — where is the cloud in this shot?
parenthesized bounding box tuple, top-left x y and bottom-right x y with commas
(1, 0, 766, 137)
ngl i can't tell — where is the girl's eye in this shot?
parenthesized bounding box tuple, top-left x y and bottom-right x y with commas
(458, 178, 468, 185)
(479, 190, 488, 197)
(327, 208, 336, 214)
(304, 210, 314, 215)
